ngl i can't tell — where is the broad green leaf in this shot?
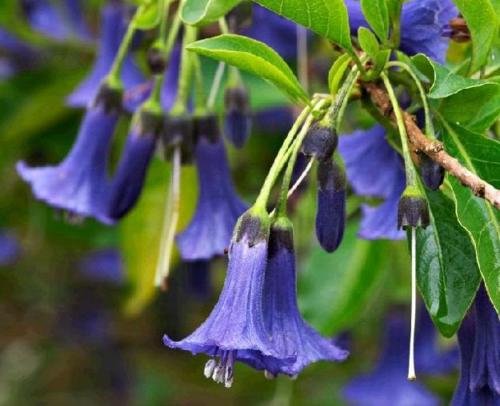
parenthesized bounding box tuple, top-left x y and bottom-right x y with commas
(133, 0, 161, 29)
(357, 27, 379, 57)
(299, 223, 390, 335)
(360, 0, 389, 41)
(253, 0, 353, 52)
(187, 34, 309, 104)
(121, 160, 197, 316)
(453, 0, 499, 73)
(439, 121, 500, 313)
(416, 189, 481, 337)
(412, 54, 500, 132)
(181, 0, 241, 26)
(328, 54, 351, 96)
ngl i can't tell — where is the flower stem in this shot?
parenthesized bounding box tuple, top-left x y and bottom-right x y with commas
(106, 9, 139, 88)
(386, 61, 435, 138)
(381, 72, 418, 186)
(254, 102, 316, 211)
(207, 62, 226, 110)
(143, 0, 181, 112)
(171, 25, 198, 115)
(276, 99, 327, 216)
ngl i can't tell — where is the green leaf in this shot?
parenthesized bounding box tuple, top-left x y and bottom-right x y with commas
(357, 27, 379, 57)
(439, 121, 500, 313)
(360, 0, 389, 41)
(416, 189, 481, 337)
(412, 54, 500, 132)
(453, 0, 499, 73)
(328, 54, 351, 96)
(133, 0, 161, 29)
(187, 34, 309, 104)
(181, 0, 241, 26)
(253, 0, 353, 52)
(299, 223, 390, 335)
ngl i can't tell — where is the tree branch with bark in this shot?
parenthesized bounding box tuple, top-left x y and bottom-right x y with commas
(363, 82, 500, 209)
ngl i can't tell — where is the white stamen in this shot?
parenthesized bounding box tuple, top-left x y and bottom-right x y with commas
(207, 62, 226, 110)
(264, 370, 276, 380)
(408, 226, 417, 381)
(154, 146, 182, 288)
(204, 359, 217, 379)
(213, 363, 225, 384)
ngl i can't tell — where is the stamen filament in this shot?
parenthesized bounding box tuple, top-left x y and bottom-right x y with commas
(408, 226, 417, 381)
(155, 146, 182, 289)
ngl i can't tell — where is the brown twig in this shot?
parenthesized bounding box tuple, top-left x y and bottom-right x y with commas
(364, 82, 500, 209)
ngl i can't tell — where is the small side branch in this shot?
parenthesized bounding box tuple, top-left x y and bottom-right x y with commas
(364, 82, 500, 209)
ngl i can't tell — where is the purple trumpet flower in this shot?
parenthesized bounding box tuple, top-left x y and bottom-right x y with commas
(176, 116, 247, 261)
(67, 3, 144, 108)
(224, 86, 252, 148)
(343, 313, 440, 406)
(0, 230, 20, 266)
(247, 219, 348, 377)
(17, 86, 122, 224)
(346, 0, 457, 62)
(315, 159, 346, 252)
(338, 125, 406, 240)
(21, 0, 91, 42)
(79, 249, 123, 284)
(452, 286, 500, 405)
(106, 110, 161, 220)
(164, 211, 294, 387)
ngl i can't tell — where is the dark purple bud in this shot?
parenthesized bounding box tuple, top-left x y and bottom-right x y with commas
(94, 83, 123, 115)
(224, 86, 251, 148)
(315, 159, 346, 252)
(106, 109, 162, 219)
(420, 154, 444, 191)
(147, 45, 167, 74)
(301, 121, 338, 162)
(163, 115, 194, 164)
(397, 187, 430, 229)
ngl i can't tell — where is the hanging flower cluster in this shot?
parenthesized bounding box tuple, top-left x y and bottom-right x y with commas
(7, 0, 499, 400)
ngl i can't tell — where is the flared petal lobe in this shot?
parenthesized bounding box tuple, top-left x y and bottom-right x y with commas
(17, 106, 118, 224)
(339, 125, 406, 240)
(176, 134, 247, 261)
(67, 3, 144, 107)
(249, 222, 348, 376)
(165, 213, 294, 387)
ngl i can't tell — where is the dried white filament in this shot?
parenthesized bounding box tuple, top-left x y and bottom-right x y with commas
(408, 226, 417, 381)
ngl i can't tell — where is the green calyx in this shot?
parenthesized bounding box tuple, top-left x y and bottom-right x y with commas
(402, 185, 424, 199)
(234, 205, 271, 246)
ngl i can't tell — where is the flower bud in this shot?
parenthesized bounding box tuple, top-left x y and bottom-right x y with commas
(147, 45, 167, 74)
(93, 82, 123, 115)
(315, 159, 346, 252)
(163, 115, 194, 164)
(419, 154, 444, 191)
(301, 121, 338, 162)
(224, 86, 251, 148)
(397, 187, 430, 229)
